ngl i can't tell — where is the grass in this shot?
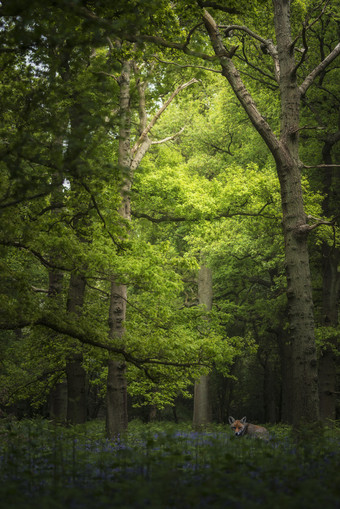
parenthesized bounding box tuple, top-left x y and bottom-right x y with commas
(0, 418, 340, 508)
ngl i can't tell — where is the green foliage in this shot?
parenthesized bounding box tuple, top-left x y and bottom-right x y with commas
(1, 0, 339, 422)
(1, 419, 340, 508)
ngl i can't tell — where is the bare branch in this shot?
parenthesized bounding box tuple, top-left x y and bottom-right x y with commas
(291, 0, 331, 50)
(151, 127, 185, 145)
(220, 24, 268, 44)
(93, 70, 119, 82)
(303, 164, 340, 169)
(131, 78, 199, 156)
(31, 286, 49, 293)
(80, 182, 125, 250)
(202, 138, 233, 156)
(219, 24, 280, 80)
(292, 22, 309, 76)
(202, 10, 281, 159)
(299, 42, 340, 96)
(305, 214, 337, 231)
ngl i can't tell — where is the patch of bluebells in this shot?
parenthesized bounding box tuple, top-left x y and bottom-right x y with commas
(1, 420, 340, 508)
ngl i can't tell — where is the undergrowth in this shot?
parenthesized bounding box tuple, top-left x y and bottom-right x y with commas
(0, 418, 339, 508)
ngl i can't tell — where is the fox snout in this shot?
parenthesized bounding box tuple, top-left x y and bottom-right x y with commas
(228, 416, 247, 436)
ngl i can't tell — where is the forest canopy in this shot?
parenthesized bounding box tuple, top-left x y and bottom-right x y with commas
(0, 0, 339, 437)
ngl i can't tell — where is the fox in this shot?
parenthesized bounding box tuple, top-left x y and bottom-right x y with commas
(228, 416, 269, 439)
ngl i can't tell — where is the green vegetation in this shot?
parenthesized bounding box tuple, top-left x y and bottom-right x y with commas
(0, 0, 339, 436)
(1, 419, 340, 509)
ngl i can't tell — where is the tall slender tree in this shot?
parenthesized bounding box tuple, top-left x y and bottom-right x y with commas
(193, 264, 213, 428)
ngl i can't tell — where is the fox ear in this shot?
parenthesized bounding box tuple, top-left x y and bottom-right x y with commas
(241, 417, 247, 423)
(228, 416, 235, 424)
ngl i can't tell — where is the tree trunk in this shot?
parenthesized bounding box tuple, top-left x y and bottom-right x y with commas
(203, 1, 320, 424)
(318, 132, 340, 420)
(105, 59, 131, 439)
(272, 0, 319, 426)
(106, 282, 128, 437)
(104, 59, 198, 436)
(263, 357, 277, 423)
(318, 221, 339, 422)
(66, 273, 87, 425)
(193, 265, 213, 428)
(47, 172, 67, 422)
(318, 257, 339, 422)
(49, 382, 67, 422)
(278, 333, 294, 423)
(276, 157, 319, 424)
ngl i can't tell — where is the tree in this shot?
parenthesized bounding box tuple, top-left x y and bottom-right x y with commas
(115, 0, 339, 425)
(193, 264, 213, 428)
(105, 46, 199, 436)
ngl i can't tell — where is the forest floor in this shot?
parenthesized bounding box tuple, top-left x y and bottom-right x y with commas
(0, 418, 340, 508)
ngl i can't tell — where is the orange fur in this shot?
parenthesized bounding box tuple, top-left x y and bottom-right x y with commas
(228, 416, 269, 439)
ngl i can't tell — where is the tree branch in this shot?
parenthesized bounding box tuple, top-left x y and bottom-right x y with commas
(0, 314, 208, 370)
(132, 200, 275, 223)
(299, 42, 340, 96)
(0, 241, 71, 271)
(131, 78, 199, 156)
(151, 127, 185, 145)
(291, 0, 331, 50)
(80, 181, 125, 250)
(219, 24, 280, 81)
(302, 164, 340, 169)
(202, 10, 281, 160)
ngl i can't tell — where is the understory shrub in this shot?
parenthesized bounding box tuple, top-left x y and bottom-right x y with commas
(0, 418, 340, 508)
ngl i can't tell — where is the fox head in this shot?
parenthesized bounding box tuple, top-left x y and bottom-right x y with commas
(228, 416, 247, 436)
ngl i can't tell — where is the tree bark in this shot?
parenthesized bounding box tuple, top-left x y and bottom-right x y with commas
(278, 332, 294, 423)
(193, 265, 213, 428)
(318, 245, 339, 420)
(203, 2, 320, 424)
(318, 132, 340, 420)
(66, 273, 87, 425)
(47, 172, 67, 422)
(106, 282, 128, 437)
(105, 60, 131, 439)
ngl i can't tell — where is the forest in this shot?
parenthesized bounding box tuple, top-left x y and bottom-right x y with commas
(0, 0, 340, 506)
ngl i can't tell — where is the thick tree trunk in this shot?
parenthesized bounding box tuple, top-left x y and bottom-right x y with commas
(318, 255, 339, 421)
(203, 1, 320, 424)
(319, 244, 340, 420)
(276, 158, 319, 424)
(193, 265, 213, 427)
(318, 233, 339, 421)
(272, 0, 319, 425)
(318, 134, 340, 420)
(66, 273, 87, 425)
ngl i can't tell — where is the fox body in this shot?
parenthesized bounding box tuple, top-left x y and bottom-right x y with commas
(228, 416, 269, 439)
